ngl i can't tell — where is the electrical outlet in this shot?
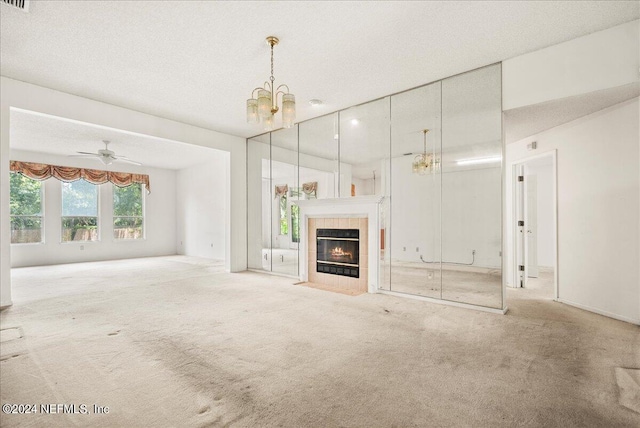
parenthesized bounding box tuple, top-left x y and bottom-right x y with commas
(403, 247, 406, 251)
(416, 247, 419, 252)
(210, 243, 213, 248)
(80, 245, 84, 251)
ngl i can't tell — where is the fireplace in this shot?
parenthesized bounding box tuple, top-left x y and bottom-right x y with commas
(316, 229, 359, 278)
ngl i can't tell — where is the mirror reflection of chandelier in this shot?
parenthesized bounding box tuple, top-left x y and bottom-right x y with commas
(246, 36, 296, 130)
(412, 129, 440, 175)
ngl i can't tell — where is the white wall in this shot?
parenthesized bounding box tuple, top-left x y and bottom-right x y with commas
(176, 152, 229, 260)
(1, 77, 247, 308)
(527, 162, 555, 268)
(503, 20, 639, 110)
(9, 150, 177, 267)
(506, 98, 639, 324)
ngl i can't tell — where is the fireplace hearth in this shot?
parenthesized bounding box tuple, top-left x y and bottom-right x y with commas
(316, 229, 359, 278)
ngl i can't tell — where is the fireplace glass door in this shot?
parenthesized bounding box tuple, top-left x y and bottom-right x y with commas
(316, 229, 360, 278)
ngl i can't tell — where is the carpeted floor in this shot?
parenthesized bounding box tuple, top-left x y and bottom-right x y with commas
(1, 256, 638, 427)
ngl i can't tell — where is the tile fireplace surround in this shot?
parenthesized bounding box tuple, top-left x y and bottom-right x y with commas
(297, 196, 384, 293)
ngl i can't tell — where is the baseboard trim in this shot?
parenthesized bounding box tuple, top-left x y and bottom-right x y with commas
(557, 298, 639, 325)
(0, 300, 13, 310)
(378, 290, 507, 315)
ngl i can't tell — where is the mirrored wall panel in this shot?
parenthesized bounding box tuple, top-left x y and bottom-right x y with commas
(247, 132, 272, 271)
(339, 97, 390, 198)
(440, 64, 502, 308)
(389, 82, 442, 297)
(271, 125, 299, 276)
(298, 112, 339, 200)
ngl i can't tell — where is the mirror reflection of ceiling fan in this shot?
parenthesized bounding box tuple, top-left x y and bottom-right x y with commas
(71, 140, 142, 166)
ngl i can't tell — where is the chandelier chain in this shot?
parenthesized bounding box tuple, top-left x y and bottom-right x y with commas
(270, 43, 275, 83)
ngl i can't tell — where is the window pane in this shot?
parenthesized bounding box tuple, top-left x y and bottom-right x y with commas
(113, 184, 143, 240)
(62, 180, 98, 216)
(113, 217, 143, 239)
(62, 217, 98, 242)
(11, 217, 42, 244)
(10, 173, 43, 244)
(10, 173, 42, 216)
(113, 184, 143, 216)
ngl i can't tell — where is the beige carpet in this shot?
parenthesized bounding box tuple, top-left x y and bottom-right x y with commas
(1, 256, 638, 427)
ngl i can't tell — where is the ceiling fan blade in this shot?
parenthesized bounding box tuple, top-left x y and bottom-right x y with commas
(75, 151, 100, 156)
(113, 157, 143, 166)
(69, 154, 100, 159)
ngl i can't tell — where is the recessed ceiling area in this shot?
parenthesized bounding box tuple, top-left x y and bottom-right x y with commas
(1, 1, 637, 138)
(9, 109, 222, 170)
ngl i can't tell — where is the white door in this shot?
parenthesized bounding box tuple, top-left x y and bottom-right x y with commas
(527, 175, 539, 278)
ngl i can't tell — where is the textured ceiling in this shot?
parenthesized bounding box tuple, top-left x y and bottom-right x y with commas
(1, 1, 638, 140)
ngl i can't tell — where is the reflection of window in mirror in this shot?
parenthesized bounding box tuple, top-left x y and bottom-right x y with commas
(279, 194, 288, 235)
(274, 184, 289, 236)
(291, 204, 300, 243)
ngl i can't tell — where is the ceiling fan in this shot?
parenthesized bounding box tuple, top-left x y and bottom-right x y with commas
(72, 140, 142, 166)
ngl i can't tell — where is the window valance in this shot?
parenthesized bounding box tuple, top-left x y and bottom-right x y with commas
(10, 161, 151, 193)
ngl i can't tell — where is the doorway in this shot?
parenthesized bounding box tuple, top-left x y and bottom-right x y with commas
(511, 151, 558, 299)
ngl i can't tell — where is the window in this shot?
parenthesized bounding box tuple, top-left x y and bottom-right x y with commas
(113, 184, 144, 239)
(61, 179, 99, 242)
(10, 172, 43, 244)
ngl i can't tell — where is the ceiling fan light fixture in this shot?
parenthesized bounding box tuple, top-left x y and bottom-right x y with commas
(101, 156, 114, 165)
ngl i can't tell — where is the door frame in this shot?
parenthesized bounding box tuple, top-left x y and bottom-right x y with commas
(526, 174, 539, 278)
(509, 150, 558, 300)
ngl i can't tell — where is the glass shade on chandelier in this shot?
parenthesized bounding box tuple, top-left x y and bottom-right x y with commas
(262, 113, 274, 131)
(281, 94, 296, 128)
(246, 36, 296, 130)
(246, 99, 259, 124)
(257, 89, 272, 119)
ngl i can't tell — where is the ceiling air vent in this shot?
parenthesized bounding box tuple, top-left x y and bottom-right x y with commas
(2, 0, 30, 12)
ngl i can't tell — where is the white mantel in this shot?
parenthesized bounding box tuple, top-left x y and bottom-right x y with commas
(297, 196, 385, 293)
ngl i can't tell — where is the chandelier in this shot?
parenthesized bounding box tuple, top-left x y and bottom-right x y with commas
(246, 36, 296, 130)
(412, 129, 440, 175)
